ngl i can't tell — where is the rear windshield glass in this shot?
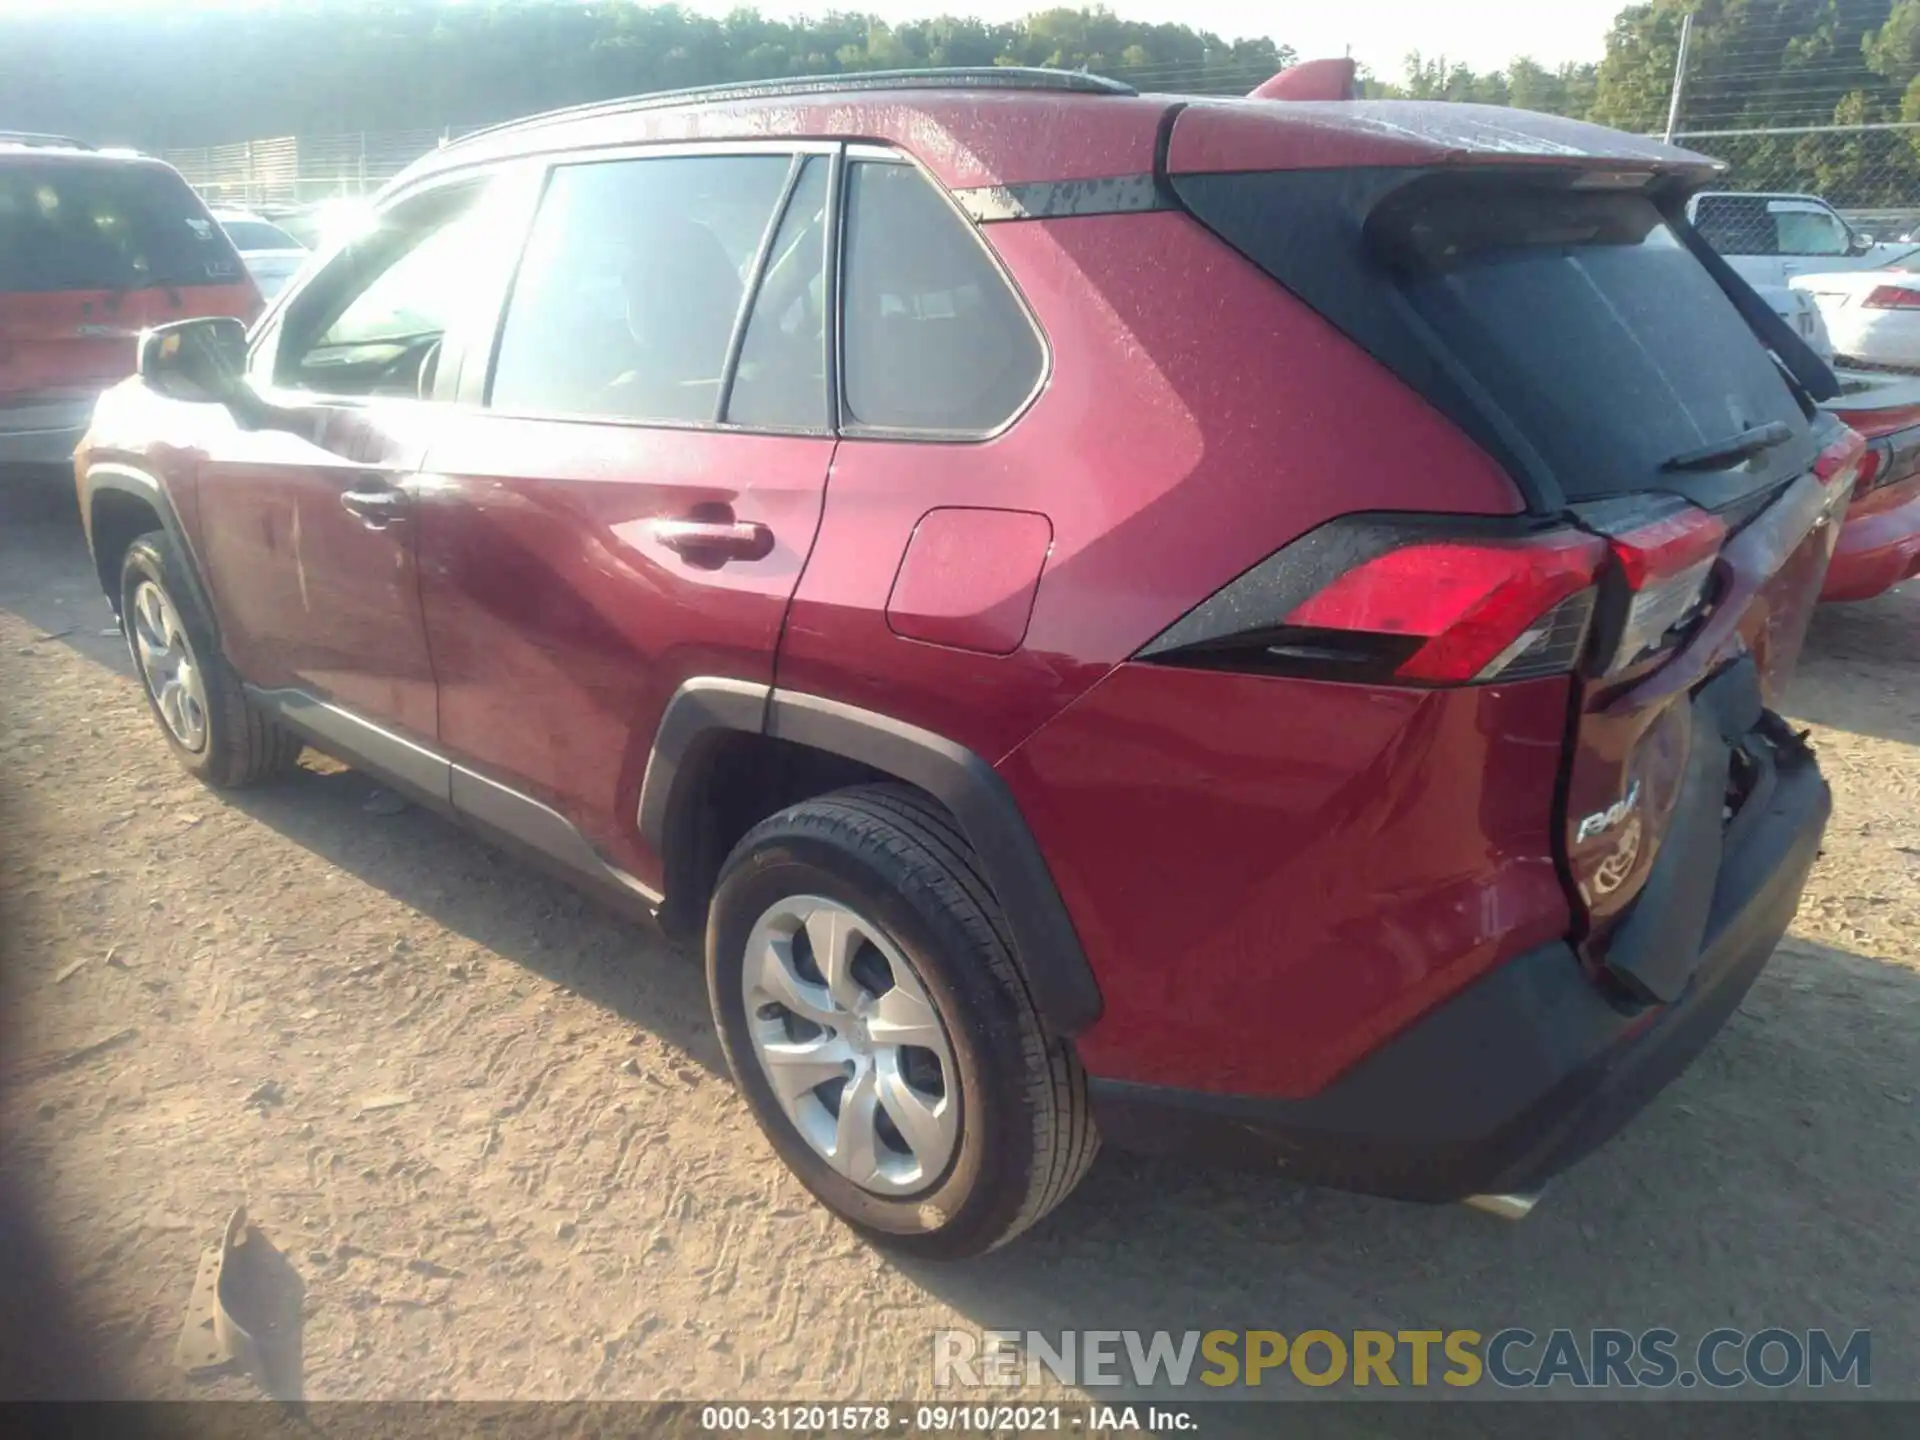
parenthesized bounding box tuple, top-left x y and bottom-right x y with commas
(0, 161, 246, 293)
(1172, 167, 1817, 509)
(1370, 184, 1811, 502)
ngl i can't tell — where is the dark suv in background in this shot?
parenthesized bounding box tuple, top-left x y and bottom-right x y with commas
(1, 133, 258, 469)
(76, 70, 1847, 1256)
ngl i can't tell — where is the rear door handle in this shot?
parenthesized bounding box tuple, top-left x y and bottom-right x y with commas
(340, 484, 410, 530)
(654, 516, 774, 563)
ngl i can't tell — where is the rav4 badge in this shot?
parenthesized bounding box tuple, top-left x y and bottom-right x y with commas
(1576, 780, 1643, 844)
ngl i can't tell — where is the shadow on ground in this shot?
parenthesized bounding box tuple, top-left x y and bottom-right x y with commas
(1792, 585, 1920, 747)
(224, 760, 727, 1078)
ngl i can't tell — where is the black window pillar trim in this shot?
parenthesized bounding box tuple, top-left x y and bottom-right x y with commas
(1668, 207, 1841, 403)
(715, 152, 807, 425)
(637, 678, 1104, 1038)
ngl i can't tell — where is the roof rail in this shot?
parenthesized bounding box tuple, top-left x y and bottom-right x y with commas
(0, 131, 96, 151)
(448, 66, 1135, 152)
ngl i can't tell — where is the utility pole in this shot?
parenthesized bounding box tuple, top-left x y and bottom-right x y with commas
(1664, 11, 1696, 144)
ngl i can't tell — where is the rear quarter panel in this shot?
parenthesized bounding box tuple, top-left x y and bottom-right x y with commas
(1000, 666, 1574, 1097)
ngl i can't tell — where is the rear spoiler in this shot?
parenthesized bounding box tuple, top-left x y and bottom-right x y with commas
(1248, 59, 1359, 103)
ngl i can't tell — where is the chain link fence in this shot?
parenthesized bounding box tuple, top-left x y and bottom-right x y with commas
(1673, 124, 1920, 242)
(162, 128, 483, 209)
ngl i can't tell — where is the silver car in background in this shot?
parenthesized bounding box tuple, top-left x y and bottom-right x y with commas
(210, 207, 308, 298)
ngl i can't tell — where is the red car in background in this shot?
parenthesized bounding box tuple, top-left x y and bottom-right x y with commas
(0, 133, 258, 470)
(1820, 379, 1920, 601)
(75, 70, 1848, 1256)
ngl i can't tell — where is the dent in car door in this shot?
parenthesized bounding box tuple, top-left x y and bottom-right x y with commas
(416, 149, 840, 888)
(196, 401, 446, 739)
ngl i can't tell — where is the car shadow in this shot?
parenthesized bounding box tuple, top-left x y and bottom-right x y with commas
(888, 933, 1920, 1401)
(0, 468, 137, 680)
(221, 759, 728, 1079)
(1791, 584, 1920, 747)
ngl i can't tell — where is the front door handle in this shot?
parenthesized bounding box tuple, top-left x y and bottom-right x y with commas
(340, 485, 410, 531)
(654, 516, 774, 564)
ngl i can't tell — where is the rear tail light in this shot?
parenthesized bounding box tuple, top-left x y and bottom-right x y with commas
(1284, 533, 1605, 683)
(1823, 413, 1920, 498)
(1862, 285, 1920, 310)
(1600, 507, 1726, 674)
(1854, 442, 1887, 498)
(1142, 498, 1739, 689)
(1814, 427, 1867, 489)
(1138, 520, 1612, 687)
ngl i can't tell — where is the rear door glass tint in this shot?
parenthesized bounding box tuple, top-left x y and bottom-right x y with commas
(489, 154, 790, 424)
(0, 161, 245, 292)
(840, 160, 1042, 433)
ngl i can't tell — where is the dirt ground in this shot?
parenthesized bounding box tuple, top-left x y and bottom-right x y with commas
(2, 470, 1917, 1404)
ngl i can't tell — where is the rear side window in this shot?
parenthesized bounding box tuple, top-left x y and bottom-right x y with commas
(489, 154, 791, 424)
(840, 160, 1043, 434)
(0, 160, 244, 293)
(1373, 183, 1811, 502)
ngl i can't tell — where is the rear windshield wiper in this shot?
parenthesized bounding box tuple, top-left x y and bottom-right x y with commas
(1661, 421, 1795, 473)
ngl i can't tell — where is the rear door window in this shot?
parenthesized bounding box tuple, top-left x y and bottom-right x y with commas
(0, 160, 245, 293)
(839, 159, 1043, 435)
(488, 154, 791, 425)
(1371, 182, 1815, 502)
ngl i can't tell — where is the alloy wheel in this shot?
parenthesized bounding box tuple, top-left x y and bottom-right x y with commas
(130, 580, 209, 754)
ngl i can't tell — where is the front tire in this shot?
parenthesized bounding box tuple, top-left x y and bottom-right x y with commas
(120, 531, 303, 788)
(707, 784, 1098, 1259)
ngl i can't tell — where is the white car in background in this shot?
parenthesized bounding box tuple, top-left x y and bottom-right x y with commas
(210, 207, 308, 298)
(1791, 268, 1920, 375)
(1686, 191, 1920, 366)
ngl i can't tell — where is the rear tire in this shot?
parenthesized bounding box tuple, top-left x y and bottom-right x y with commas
(707, 783, 1098, 1258)
(119, 531, 303, 788)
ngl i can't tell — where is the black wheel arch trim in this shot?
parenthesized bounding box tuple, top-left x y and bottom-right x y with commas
(81, 462, 221, 643)
(639, 680, 1104, 1038)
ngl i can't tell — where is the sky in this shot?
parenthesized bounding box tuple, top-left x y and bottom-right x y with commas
(5, 0, 1628, 83)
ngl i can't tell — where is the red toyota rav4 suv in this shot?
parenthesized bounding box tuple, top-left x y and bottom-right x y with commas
(1, 134, 258, 469)
(76, 70, 1849, 1258)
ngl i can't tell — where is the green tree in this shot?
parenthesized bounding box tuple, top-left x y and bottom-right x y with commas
(0, 3, 1299, 145)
